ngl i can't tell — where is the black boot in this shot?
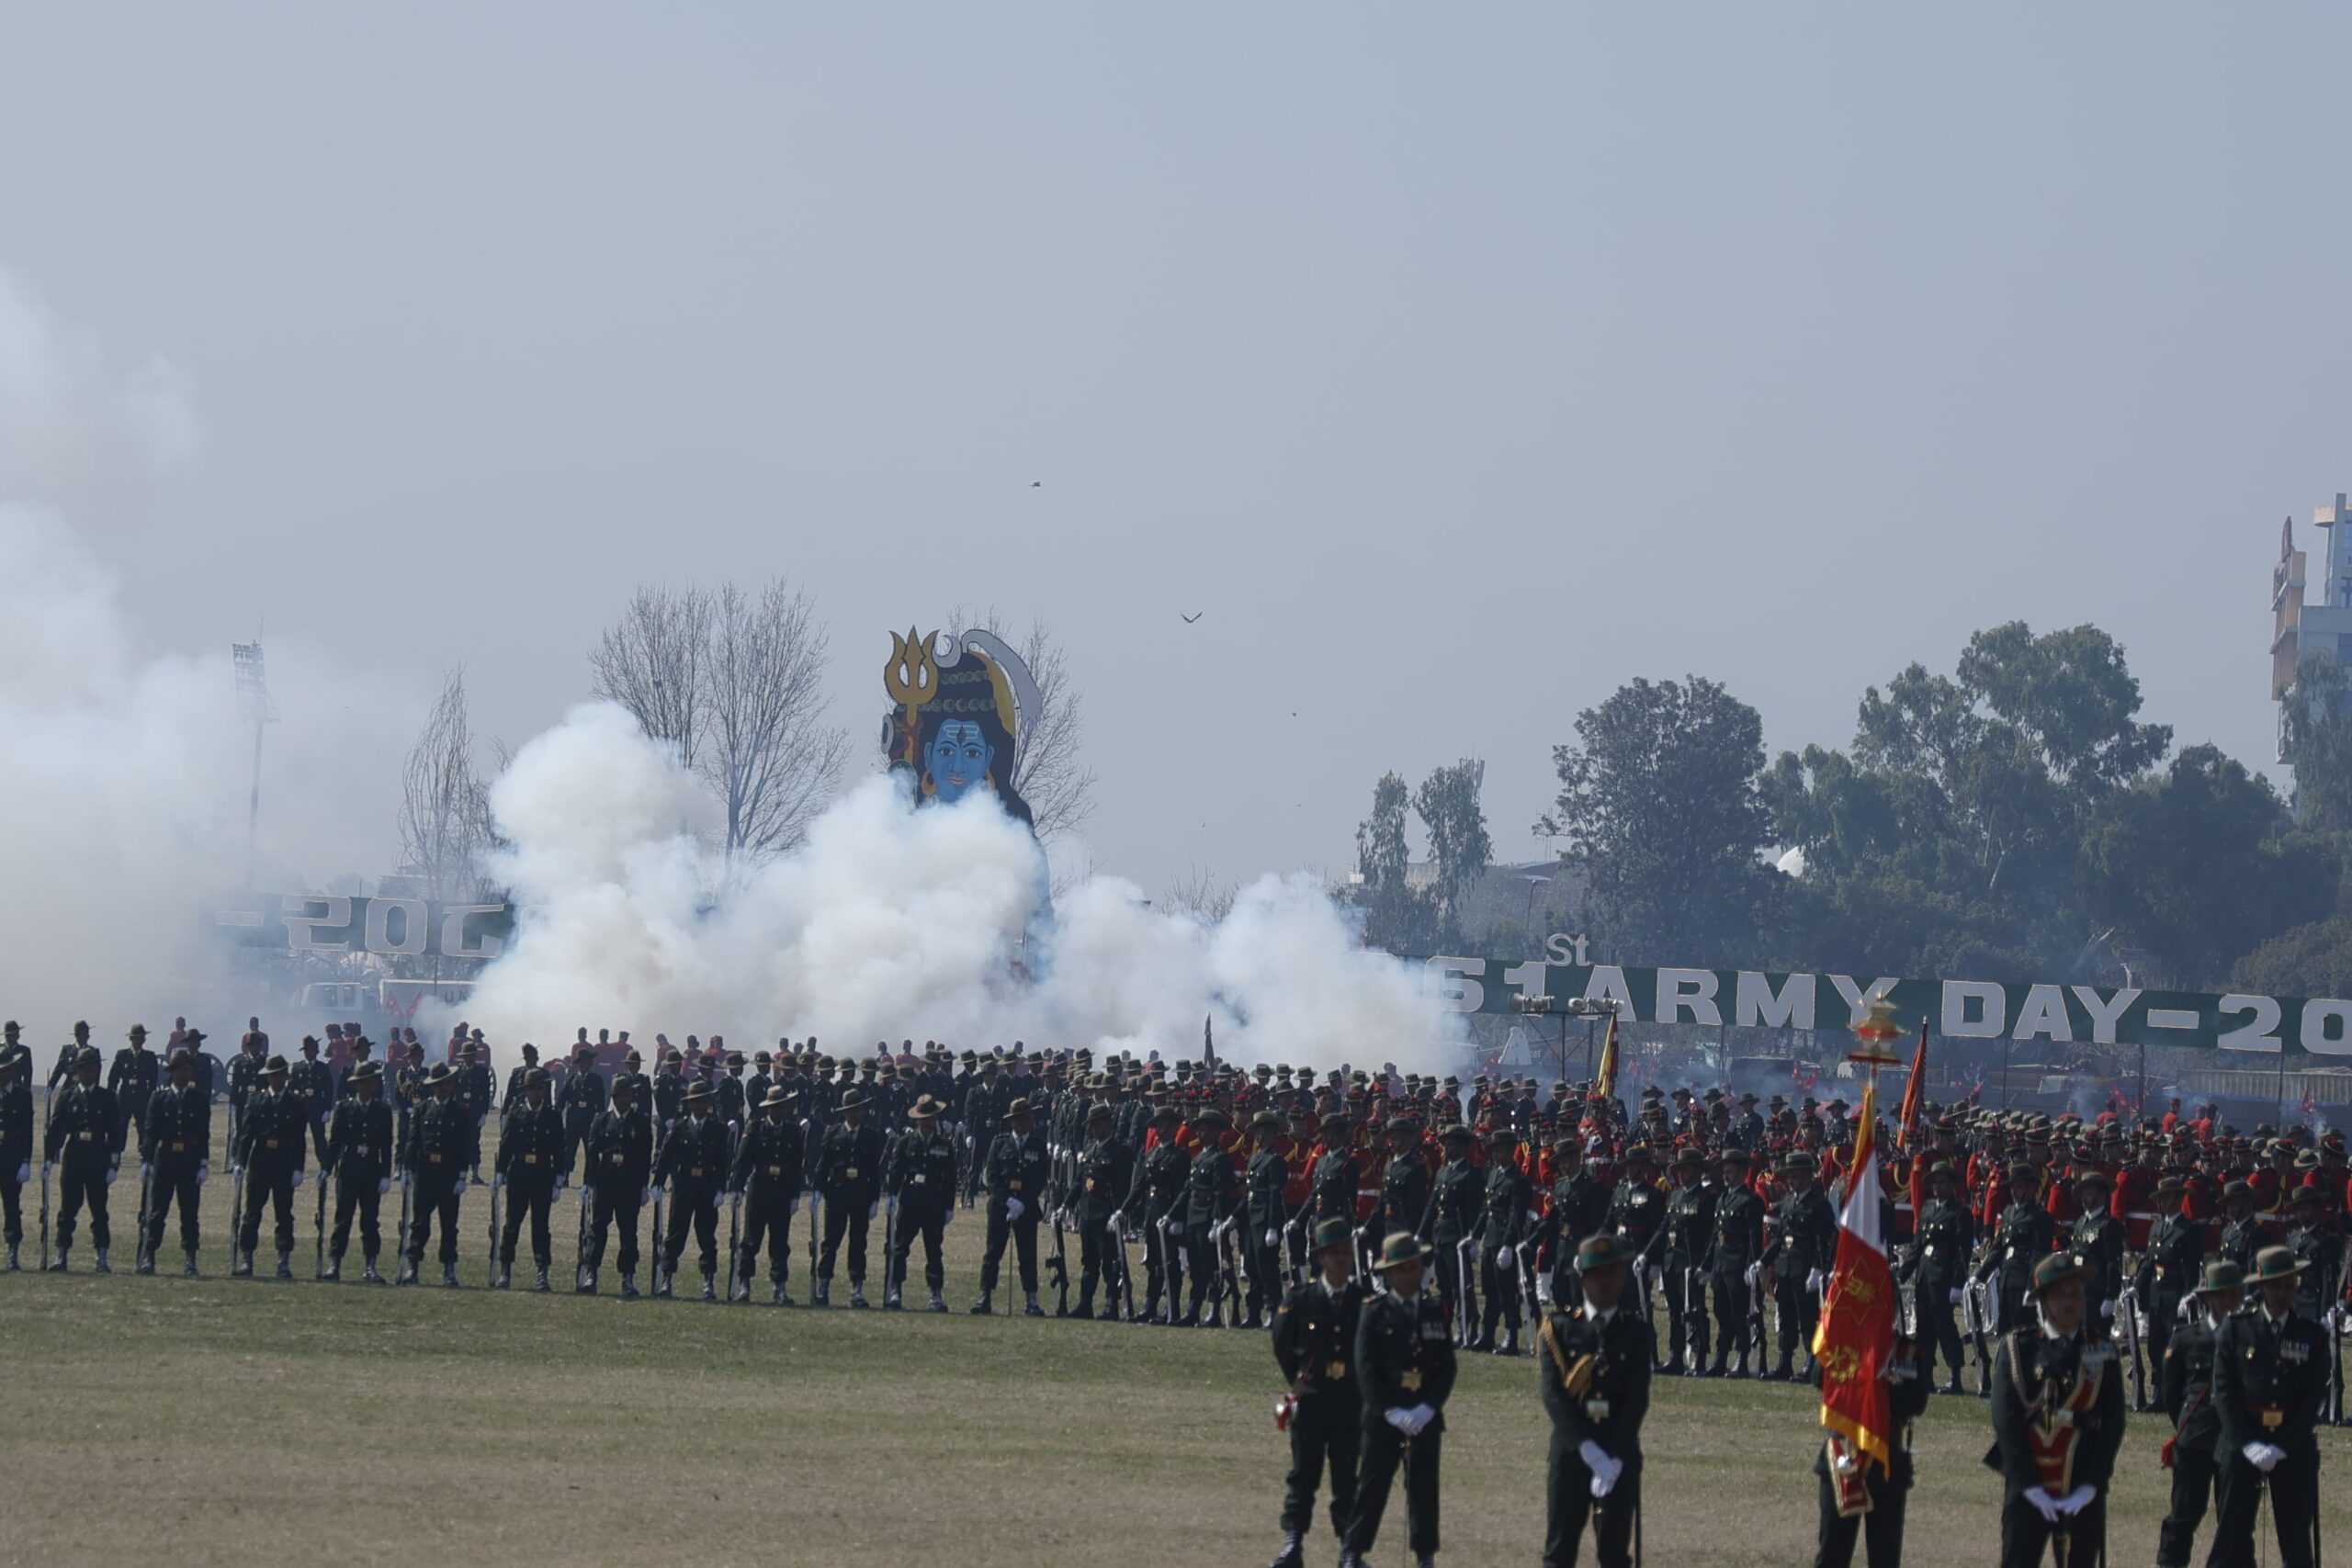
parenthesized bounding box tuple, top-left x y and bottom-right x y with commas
(970, 1290, 993, 1315)
(621, 1272, 639, 1300)
(1267, 1530, 1305, 1568)
(534, 1267, 551, 1293)
(700, 1270, 718, 1303)
(185, 1249, 201, 1278)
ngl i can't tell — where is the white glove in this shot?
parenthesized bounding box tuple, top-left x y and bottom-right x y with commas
(2053, 1483, 2095, 1516)
(1164, 1218, 1182, 1238)
(1007, 1198, 1025, 1221)
(1385, 1407, 1415, 1433)
(1744, 1261, 1762, 1289)
(2097, 1299, 2113, 1318)
(315, 1168, 330, 1190)
(1949, 1288, 1962, 1304)
(491, 1174, 504, 1191)
(106, 1158, 119, 1184)
(1578, 1439, 1613, 1473)
(137, 1161, 148, 1182)
(1806, 1269, 1825, 1292)
(1535, 1275, 1554, 1306)
(196, 1163, 208, 1187)
(788, 1196, 800, 1214)
(377, 1178, 391, 1196)
(1494, 1247, 1512, 1269)
(1406, 1403, 1436, 1436)
(643, 1185, 659, 1204)
(2023, 1486, 2060, 1523)
(14, 1162, 27, 1184)
(555, 1174, 568, 1192)
(1263, 1228, 1280, 1249)
(867, 1201, 878, 1222)
(2243, 1442, 2283, 1472)
(709, 1189, 723, 1211)
(40, 1160, 53, 1179)
(887, 1196, 899, 1218)
(452, 1174, 468, 1193)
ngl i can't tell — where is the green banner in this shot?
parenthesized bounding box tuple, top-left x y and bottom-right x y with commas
(1419, 957, 2352, 1057)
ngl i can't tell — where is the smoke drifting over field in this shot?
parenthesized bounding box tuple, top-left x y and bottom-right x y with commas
(464, 701, 1463, 1074)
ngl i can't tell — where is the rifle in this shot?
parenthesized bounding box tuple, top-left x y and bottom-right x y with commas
(1216, 1216, 1242, 1325)
(1454, 1235, 1479, 1347)
(38, 1158, 51, 1271)
(1964, 1277, 1996, 1398)
(2118, 1281, 2147, 1412)
(313, 1168, 329, 1280)
(1281, 1216, 1305, 1290)
(1744, 1262, 1767, 1370)
(135, 1155, 157, 1273)
(1048, 1206, 1071, 1317)
(574, 1168, 595, 1291)
(486, 1174, 504, 1287)
(649, 1182, 668, 1296)
(397, 1168, 412, 1269)
(803, 1115, 823, 1283)
(1162, 1214, 1185, 1324)
(2329, 1303, 2345, 1428)
(1683, 1262, 1709, 1371)
(722, 1124, 743, 1302)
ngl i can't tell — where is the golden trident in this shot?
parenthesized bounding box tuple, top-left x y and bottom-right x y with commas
(885, 628, 939, 767)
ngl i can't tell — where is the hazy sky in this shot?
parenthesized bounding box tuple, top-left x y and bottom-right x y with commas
(6, 6, 2349, 897)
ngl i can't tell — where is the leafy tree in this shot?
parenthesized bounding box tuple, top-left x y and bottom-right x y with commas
(1355, 771, 1436, 953)
(2078, 744, 2337, 988)
(1539, 675, 1771, 964)
(2233, 918, 2352, 999)
(2279, 652, 2352, 833)
(1414, 758, 1491, 947)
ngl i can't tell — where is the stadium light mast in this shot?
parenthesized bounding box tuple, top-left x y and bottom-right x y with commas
(232, 642, 276, 888)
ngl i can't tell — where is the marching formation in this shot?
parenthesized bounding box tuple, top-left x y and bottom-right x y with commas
(1, 1016, 2344, 1567)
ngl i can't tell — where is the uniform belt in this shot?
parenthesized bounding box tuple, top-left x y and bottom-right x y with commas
(264, 1138, 281, 1148)
(77, 1130, 99, 1141)
(428, 1153, 447, 1164)
(522, 1154, 542, 1164)
(766, 1165, 784, 1176)
(2247, 1404, 2286, 1429)
(687, 1167, 708, 1178)
(166, 1139, 195, 1152)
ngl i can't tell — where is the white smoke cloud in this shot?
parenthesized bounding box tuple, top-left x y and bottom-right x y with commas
(466, 702, 1464, 1076)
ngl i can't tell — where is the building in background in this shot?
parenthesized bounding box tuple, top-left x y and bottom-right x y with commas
(2273, 492, 2352, 763)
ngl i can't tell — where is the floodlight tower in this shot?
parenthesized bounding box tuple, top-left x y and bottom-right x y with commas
(232, 643, 276, 888)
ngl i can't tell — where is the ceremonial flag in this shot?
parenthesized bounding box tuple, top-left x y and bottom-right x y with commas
(1815, 1077, 1896, 1477)
(1594, 1010, 1620, 1101)
(1894, 1021, 1927, 1151)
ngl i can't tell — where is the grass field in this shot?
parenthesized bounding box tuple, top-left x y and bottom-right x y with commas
(2, 1189, 2344, 1567)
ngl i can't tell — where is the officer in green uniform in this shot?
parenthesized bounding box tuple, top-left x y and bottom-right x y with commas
(107, 1024, 160, 1156)
(321, 1061, 394, 1282)
(139, 1047, 209, 1275)
(557, 1041, 606, 1184)
(2136, 1174, 2203, 1373)
(1242, 1109, 1293, 1328)
(42, 1045, 121, 1272)
(1073, 1100, 1136, 1320)
(1343, 1230, 1456, 1568)
(1268, 1215, 1366, 1568)
(2154, 1258, 2242, 1568)
(1986, 1250, 2127, 1568)
(493, 1067, 565, 1292)
(881, 1091, 956, 1311)
(1538, 1232, 1653, 1568)
(1423, 1124, 1482, 1335)
(582, 1077, 651, 1297)
(976, 1095, 1052, 1317)
(2214, 1179, 2267, 1273)
(2208, 1246, 2327, 1568)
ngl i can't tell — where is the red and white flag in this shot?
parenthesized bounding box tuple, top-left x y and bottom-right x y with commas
(1815, 1077, 1897, 1477)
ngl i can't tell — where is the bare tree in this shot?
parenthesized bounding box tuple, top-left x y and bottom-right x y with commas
(943, 606, 1096, 842)
(590, 584, 712, 768)
(1162, 863, 1238, 924)
(399, 670, 493, 903)
(704, 578, 848, 861)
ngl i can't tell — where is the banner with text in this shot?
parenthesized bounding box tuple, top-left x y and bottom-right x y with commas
(1419, 957, 2352, 1057)
(211, 894, 512, 962)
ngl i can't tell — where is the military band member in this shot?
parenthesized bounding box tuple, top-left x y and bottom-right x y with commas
(977, 1095, 1053, 1317)
(43, 1045, 121, 1271)
(1909, 1161, 1975, 1393)
(652, 1079, 733, 1300)
(733, 1085, 808, 1304)
(1344, 1230, 1457, 1568)
(1539, 1233, 1653, 1568)
(233, 1055, 315, 1279)
(1244, 1110, 1293, 1329)
(582, 1077, 652, 1297)
(494, 1067, 565, 1291)
(322, 1061, 395, 1282)
(1708, 1148, 1767, 1378)
(1814, 1333, 1929, 1568)
(0, 1049, 29, 1270)
(2207, 1246, 2326, 1568)
(1073, 1100, 1136, 1320)
(401, 1063, 479, 1287)
(1472, 1126, 1535, 1355)
(1268, 1216, 1367, 1568)
(814, 1085, 885, 1307)
(881, 1092, 955, 1311)
(1987, 1251, 2126, 1568)
(139, 1047, 209, 1276)
(2154, 1258, 2242, 1568)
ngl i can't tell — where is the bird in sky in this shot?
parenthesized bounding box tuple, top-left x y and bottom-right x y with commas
(1030, 480, 1042, 488)
(1181, 612, 1203, 624)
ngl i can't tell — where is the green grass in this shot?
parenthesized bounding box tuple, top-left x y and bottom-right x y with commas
(2, 1190, 2344, 1566)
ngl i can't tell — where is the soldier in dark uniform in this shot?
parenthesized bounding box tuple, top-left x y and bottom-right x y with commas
(458, 1037, 495, 1178)
(1707, 1148, 1768, 1377)
(1343, 1230, 1455, 1568)
(42, 1045, 120, 1270)
(233, 1056, 318, 1279)
(227, 1026, 267, 1145)
(493, 1067, 565, 1291)
(582, 1077, 652, 1297)
(289, 1034, 334, 1146)
(1762, 1150, 1835, 1381)
(502, 1043, 540, 1113)
(1376, 1113, 1431, 1256)
(321, 1060, 394, 1282)
(2207, 1246, 2327, 1568)
(1244, 1109, 1294, 1329)
(1535, 1134, 1610, 1311)
(652, 1079, 733, 1300)
(107, 1023, 161, 1156)
(1661, 1146, 1718, 1375)
(401, 1063, 479, 1287)
(975, 1095, 1052, 1317)
(1268, 1215, 1367, 1568)
(334, 1032, 375, 1101)
(1471, 1126, 1535, 1354)
(2137, 1174, 2203, 1375)
(392, 1040, 428, 1178)
(1987, 1250, 2127, 1568)
(879, 1091, 954, 1310)
(2069, 1168, 2126, 1341)
(1975, 1163, 2054, 1344)
(2283, 1184, 2341, 1322)
(557, 1041, 606, 1185)
(49, 1021, 92, 1093)
(2154, 1258, 2242, 1568)
(139, 1047, 209, 1276)
(1812, 1328, 1929, 1568)
(1538, 1233, 1654, 1568)
(1604, 1144, 1666, 1334)
(0, 1048, 30, 1271)
(814, 1085, 885, 1307)
(1073, 1100, 1136, 1320)
(1908, 1160, 1975, 1393)
(1125, 1103, 1193, 1323)
(2214, 1179, 2268, 1274)
(1309, 1112, 1365, 1252)
(732, 1084, 808, 1304)
(715, 1052, 748, 1129)
(1174, 1106, 1239, 1326)
(1423, 1123, 1482, 1334)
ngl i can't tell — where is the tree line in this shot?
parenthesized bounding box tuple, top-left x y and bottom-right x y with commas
(1355, 622, 2352, 999)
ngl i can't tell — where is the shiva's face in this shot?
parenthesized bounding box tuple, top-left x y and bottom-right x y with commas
(925, 718, 993, 803)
